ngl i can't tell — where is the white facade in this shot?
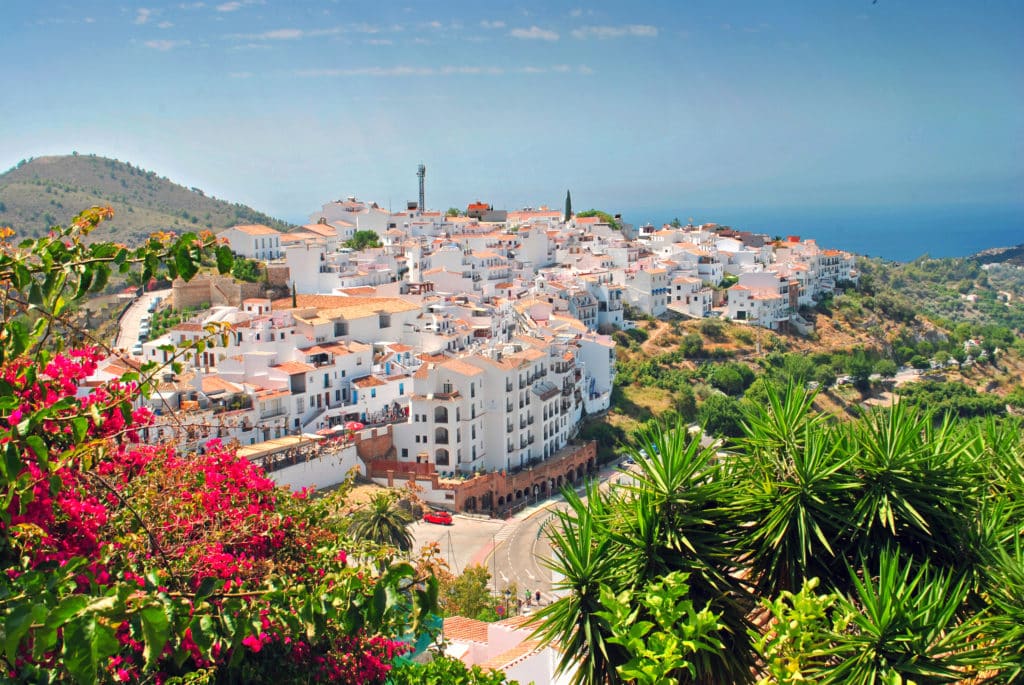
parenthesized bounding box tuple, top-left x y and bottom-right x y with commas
(220, 224, 282, 261)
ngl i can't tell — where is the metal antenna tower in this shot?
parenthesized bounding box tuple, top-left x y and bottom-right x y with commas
(417, 164, 426, 211)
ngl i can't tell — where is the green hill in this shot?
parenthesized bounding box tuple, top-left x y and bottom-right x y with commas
(0, 154, 292, 244)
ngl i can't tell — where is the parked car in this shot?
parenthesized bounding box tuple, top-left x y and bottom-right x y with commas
(423, 510, 453, 525)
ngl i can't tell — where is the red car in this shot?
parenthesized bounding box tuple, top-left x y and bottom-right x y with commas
(423, 510, 453, 525)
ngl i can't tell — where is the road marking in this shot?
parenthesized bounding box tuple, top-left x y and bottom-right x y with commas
(493, 525, 514, 543)
(525, 569, 535, 580)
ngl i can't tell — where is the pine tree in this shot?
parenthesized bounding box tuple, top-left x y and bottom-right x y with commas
(564, 190, 572, 222)
(291, 281, 297, 308)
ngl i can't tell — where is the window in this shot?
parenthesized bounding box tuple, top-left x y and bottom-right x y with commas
(415, 435, 420, 443)
(399, 383, 404, 396)
(334, 321, 348, 337)
(434, 406, 448, 423)
(371, 388, 376, 398)
(379, 313, 391, 328)
(401, 448, 408, 459)
(470, 383, 475, 398)
(435, 427, 449, 444)
(323, 374, 329, 388)
(435, 449, 450, 466)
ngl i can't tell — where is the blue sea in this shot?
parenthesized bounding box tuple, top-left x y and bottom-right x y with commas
(627, 203, 1024, 263)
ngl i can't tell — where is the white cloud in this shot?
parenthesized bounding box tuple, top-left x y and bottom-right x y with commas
(134, 8, 153, 25)
(179, 2, 205, 8)
(227, 26, 345, 40)
(480, 20, 505, 29)
(260, 28, 304, 39)
(509, 26, 558, 41)
(578, 65, 594, 74)
(570, 24, 658, 39)
(144, 39, 190, 50)
(216, 0, 262, 12)
(570, 8, 583, 18)
(366, 38, 393, 45)
(290, 63, 583, 78)
(158, 21, 174, 28)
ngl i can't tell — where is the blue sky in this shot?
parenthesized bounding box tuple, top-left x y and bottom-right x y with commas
(2, 1, 1022, 224)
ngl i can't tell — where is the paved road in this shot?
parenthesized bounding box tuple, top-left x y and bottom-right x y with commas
(490, 504, 563, 604)
(114, 289, 171, 353)
(410, 514, 506, 576)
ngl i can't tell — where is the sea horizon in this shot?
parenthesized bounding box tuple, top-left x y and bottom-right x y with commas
(623, 201, 1024, 263)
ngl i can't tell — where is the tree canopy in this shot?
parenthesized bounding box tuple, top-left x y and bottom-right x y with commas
(345, 229, 382, 250)
(576, 209, 620, 231)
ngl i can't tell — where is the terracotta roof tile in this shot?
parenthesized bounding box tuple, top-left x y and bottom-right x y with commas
(229, 224, 280, 236)
(271, 361, 315, 375)
(443, 617, 490, 644)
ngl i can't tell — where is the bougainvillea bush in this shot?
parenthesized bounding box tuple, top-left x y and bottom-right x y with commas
(0, 209, 437, 683)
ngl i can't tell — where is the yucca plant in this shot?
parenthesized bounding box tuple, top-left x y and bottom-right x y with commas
(736, 383, 860, 595)
(757, 552, 995, 685)
(845, 403, 981, 577)
(532, 482, 629, 685)
(827, 551, 994, 685)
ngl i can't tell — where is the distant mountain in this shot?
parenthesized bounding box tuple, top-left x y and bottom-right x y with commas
(0, 154, 292, 244)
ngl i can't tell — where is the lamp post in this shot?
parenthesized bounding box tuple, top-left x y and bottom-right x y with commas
(504, 588, 512, 616)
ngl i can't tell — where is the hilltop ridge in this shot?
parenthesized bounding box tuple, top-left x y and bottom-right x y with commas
(0, 154, 292, 244)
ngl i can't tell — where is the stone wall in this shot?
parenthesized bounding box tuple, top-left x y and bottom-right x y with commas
(171, 276, 266, 311)
(266, 264, 291, 288)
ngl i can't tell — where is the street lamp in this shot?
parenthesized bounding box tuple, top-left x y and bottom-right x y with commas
(504, 588, 512, 616)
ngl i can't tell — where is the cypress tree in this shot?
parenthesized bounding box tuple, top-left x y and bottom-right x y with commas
(291, 281, 297, 308)
(564, 190, 572, 222)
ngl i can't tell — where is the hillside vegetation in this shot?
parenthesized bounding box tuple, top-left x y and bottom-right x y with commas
(584, 252, 1024, 456)
(0, 154, 292, 244)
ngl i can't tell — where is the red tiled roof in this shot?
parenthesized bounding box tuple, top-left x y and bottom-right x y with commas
(271, 361, 315, 375)
(443, 617, 489, 644)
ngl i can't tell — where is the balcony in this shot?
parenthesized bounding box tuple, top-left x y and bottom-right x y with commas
(527, 416, 534, 425)
(506, 423, 513, 433)
(506, 380, 513, 392)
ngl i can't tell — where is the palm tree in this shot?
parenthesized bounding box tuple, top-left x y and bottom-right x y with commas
(347, 492, 415, 553)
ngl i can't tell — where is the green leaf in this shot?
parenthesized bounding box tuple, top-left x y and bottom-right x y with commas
(25, 435, 48, 468)
(71, 417, 89, 444)
(216, 245, 234, 274)
(139, 603, 171, 669)
(3, 603, 35, 665)
(194, 576, 222, 603)
(62, 614, 118, 685)
(174, 244, 198, 281)
(46, 595, 89, 629)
